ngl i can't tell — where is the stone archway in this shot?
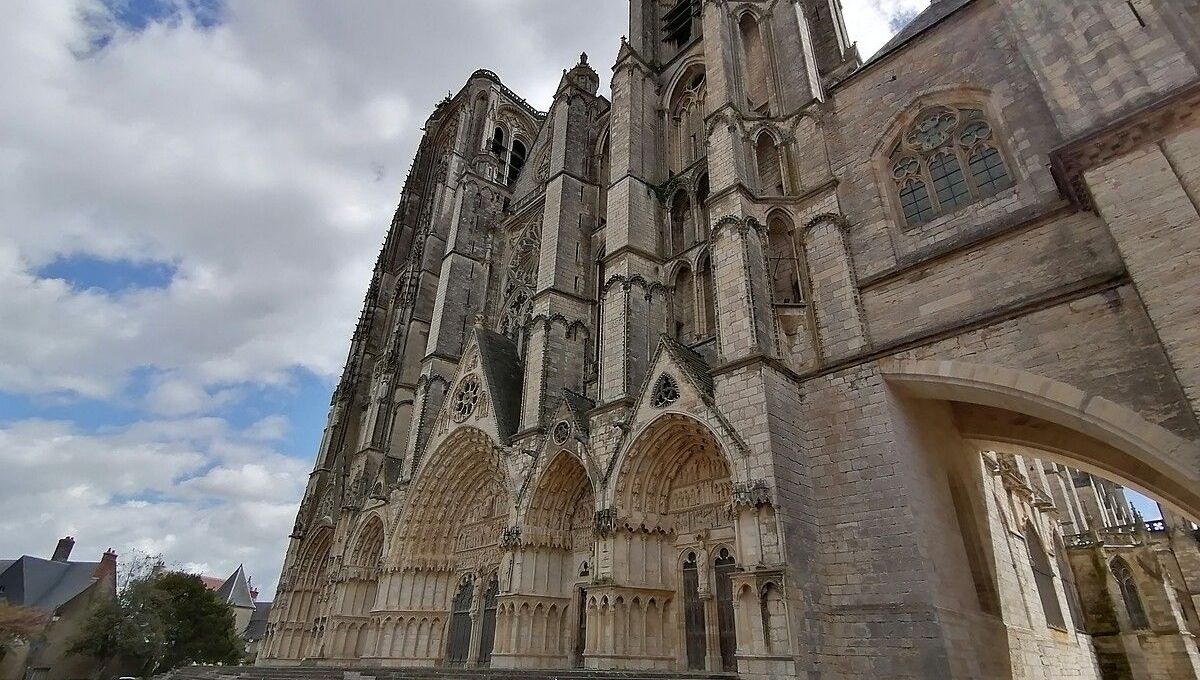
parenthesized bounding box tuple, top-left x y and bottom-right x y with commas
(375, 428, 510, 666)
(880, 358, 1200, 519)
(587, 414, 738, 672)
(268, 527, 332, 661)
(328, 517, 384, 660)
(879, 358, 1200, 677)
(494, 450, 596, 669)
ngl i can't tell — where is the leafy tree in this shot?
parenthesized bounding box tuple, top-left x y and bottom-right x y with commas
(0, 602, 50, 657)
(71, 571, 243, 676)
(70, 579, 169, 677)
(154, 573, 243, 667)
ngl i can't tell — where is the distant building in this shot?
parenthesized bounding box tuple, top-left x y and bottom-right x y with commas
(0, 538, 117, 680)
(200, 565, 272, 662)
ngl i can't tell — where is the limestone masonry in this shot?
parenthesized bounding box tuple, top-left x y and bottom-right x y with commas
(261, 0, 1200, 677)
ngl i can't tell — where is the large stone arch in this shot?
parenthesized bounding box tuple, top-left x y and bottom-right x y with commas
(329, 516, 385, 660)
(269, 527, 333, 661)
(586, 412, 740, 672)
(879, 358, 1200, 520)
(375, 427, 511, 665)
(494, 450, 597, 668)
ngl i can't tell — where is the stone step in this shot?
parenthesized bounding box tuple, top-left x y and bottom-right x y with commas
(160, 667, 735, 680)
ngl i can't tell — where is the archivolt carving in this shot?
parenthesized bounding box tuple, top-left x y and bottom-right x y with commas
(392, 428, 511, 571)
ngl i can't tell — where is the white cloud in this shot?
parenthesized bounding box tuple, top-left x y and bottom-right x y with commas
(0, 0, 923, 598)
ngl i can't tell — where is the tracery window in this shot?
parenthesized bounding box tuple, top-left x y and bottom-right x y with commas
(452, 377, 481, 422)
(652, 374, 680, 408)
(767, 213, 804, 304)
(890, 105, 1013, 227)
(1111, 557, 1150, 630)
(669, 69, 707, 175)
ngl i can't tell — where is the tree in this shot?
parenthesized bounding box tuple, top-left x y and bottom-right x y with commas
(71, 572, 243, 677)
(0, 602, 50, 657)
(154, 573, 243, 667)
(70, 579, 169, 677)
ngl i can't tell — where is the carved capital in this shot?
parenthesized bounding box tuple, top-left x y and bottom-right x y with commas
(733, 479, 774, 508)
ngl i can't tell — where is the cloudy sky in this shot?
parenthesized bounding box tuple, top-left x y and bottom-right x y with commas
(9, 0, 1155, 600)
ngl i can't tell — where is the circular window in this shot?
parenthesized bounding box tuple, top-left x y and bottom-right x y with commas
(552, 420, 572, 445)
(652, 374, 680, 408)
(452, 377, 481, 422)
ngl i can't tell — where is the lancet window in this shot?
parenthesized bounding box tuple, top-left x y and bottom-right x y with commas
(669, 69, 707, 175)
(889, 105, 1013, 226)
(1111, 557, 1150, 630)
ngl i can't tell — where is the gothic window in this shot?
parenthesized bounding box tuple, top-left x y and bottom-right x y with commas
(452, 377, 481, 422)
(767, 213, 803, 304)
(754, 131, 786, 196)
(669, 68, 706, 175)
(669, 190, 693, 256)
(508, 139, 527, 186)
(1025, 522, 1066, 630)
(889, 105, 1013, 227)
(652, 374, 680, 408)
(739, 13, 771, 114)
(695, 173, 710, 238)
(596, 133, 611, 224)
(697, 253, 716, 336)
(1111, 557, 1150, 630)
(491, 127, 507, 160)
(673, 264, 696, 340)
(552, 420, 572, 445)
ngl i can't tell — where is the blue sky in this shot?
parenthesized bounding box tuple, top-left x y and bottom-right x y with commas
(0, 0, 1166, 599)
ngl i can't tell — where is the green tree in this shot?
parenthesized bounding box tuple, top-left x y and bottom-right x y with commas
(154, 573, 244, 667)
(71, 571, 243, 677)
(70, 579, 169, 676)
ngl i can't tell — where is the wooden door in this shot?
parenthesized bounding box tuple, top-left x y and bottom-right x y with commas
(477, 577, 499, 664)
(447, 577, 474, 664)
(714, 548, 738, 672)
(683, 552, 706, 670)
(574, 587, 587, 667)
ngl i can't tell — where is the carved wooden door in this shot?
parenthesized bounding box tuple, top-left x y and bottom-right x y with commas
(477, 577, 499, 664)
(714, 548, 738, 672)
(447, 577, 474, 664)
(683, 552, 707, 670)
(574, 587, 587, 667)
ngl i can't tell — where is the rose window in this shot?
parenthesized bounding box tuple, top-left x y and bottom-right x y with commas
(552, 420, 572, 445)
(452, 377, 481, 422)
(652, 374, 680, 408)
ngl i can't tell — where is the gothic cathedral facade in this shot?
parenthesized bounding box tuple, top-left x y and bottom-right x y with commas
(261, 0, 1200, 677)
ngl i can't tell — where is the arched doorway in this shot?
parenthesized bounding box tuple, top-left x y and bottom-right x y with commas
(495, 450, 595, 669)
(594, 413, 738, 672)
(330, 517, 384, 659)
(270, 527, 332, 661)
(879, 358, 1200, 677)
(380, 428, 511, 665)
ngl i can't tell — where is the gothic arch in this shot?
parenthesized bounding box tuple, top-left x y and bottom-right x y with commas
(608, 413, 741, 527)
(879, 358, 1200, 519)
(391, 427, 512, 567)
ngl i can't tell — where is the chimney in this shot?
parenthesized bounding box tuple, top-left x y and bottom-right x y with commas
(52, 536, 75, 562)
(94, 549, 118, 584)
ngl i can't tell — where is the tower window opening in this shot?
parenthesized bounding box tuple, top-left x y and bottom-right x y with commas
(508, 139, 528, 186)
(662, 0, 698, 48)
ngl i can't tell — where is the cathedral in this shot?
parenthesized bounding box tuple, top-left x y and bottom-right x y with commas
(258, 0, 1200, 677)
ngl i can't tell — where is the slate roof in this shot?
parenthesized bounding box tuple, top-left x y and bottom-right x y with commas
(0, 556, 101, 612)
(661, 336, 715, 398)
(245, 601, 273, 642)
(475, 328, 525, 444)
(867, 0, 974, 66)
(215, 565, 256, 610)
(561, 389, 596, 438)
